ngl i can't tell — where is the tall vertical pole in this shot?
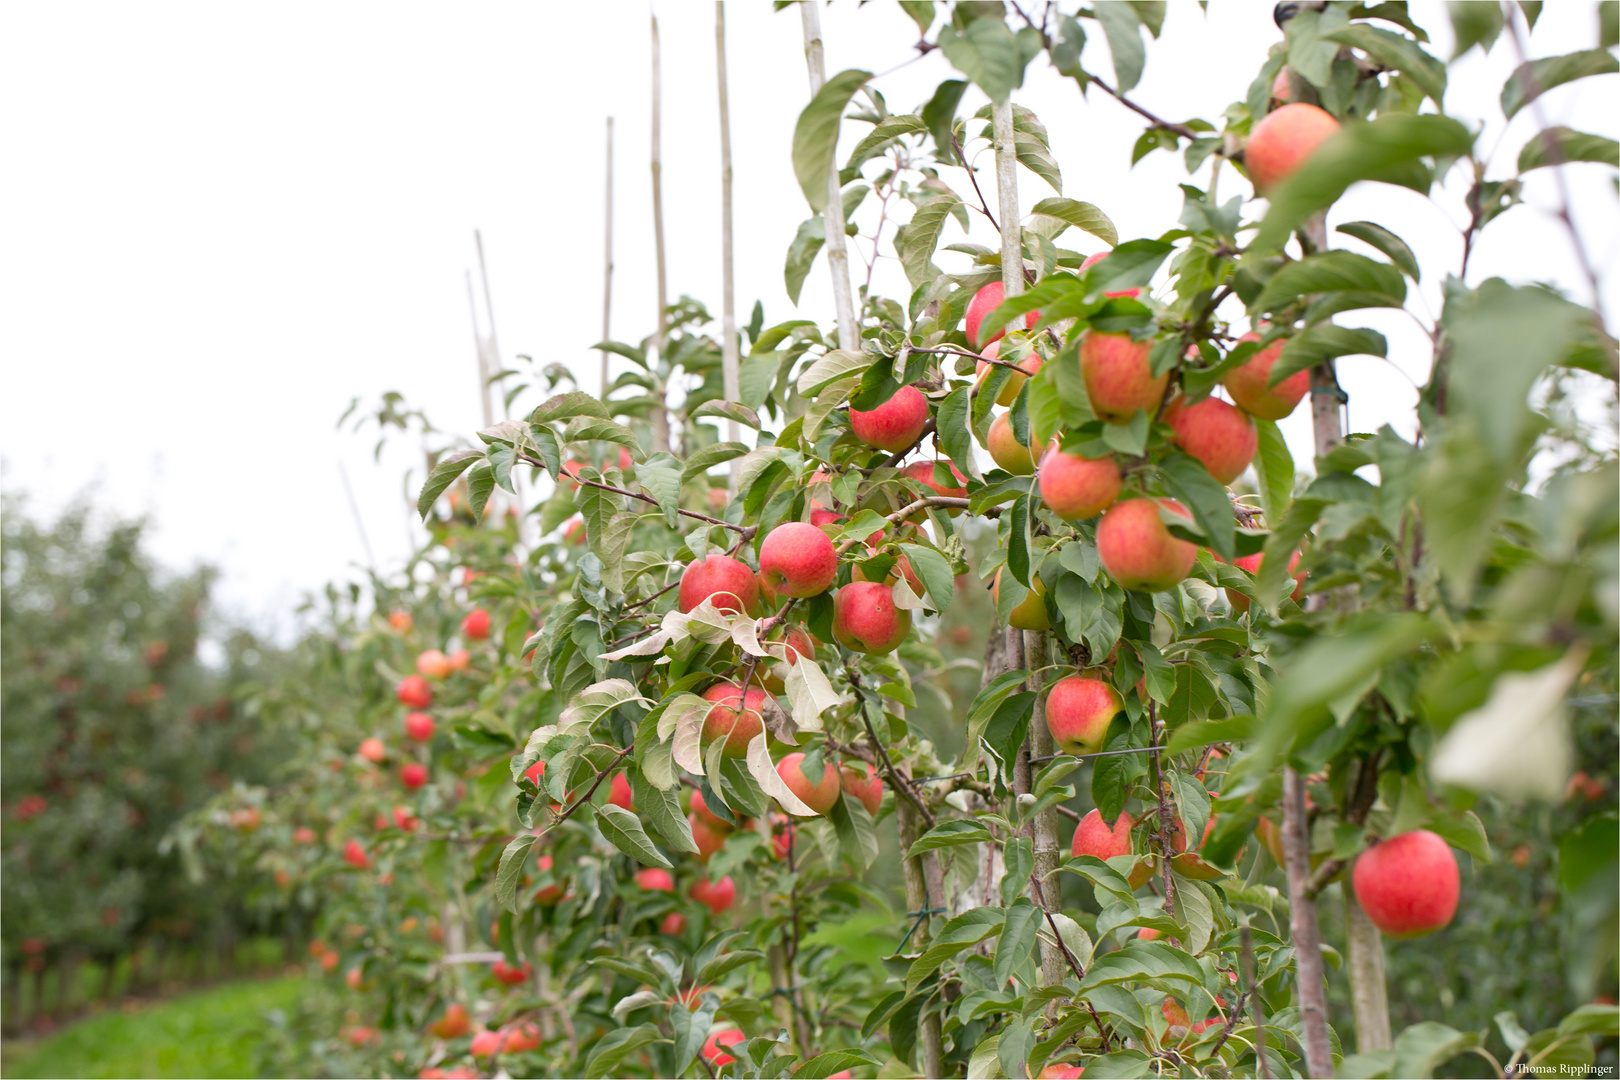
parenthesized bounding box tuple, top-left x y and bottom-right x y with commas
(474, 230, 502, 420)
(797, 0, 859, 352)
(648, 13, 671, 452)
(600, 117, 615, 401)
(716, 2, 741, 487)
(465, 270, 492, 429)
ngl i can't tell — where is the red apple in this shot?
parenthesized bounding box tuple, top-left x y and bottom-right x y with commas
(689, 789, 734, 833)
(359, 737, 386, 764)
(470, 1029, 503, 1058)
(679, 554, 759, 614)
(1038, 445, 1121, 520)
(400, 763, 428, 790)
(849, 385, 929, 452)
(902, 460, 968, 510)
(294, 826, 317, 844)
(1223, 331, 1309, 421)
(840, 762, 884, 816)
(690, 814, 727, 860)
(403, 712, 435, 742)
(1246, 102, 1339, 193)
(532, 854, 564, 903)
(388, 609, 413, 632)
(661, 912, 688, 935)
(430, 1003, 471, 1039)
(777, 753, 842, 815)
(346, 966, 366, 990)
(701, 682, 766, 758)
(965, 280, 1040, 348)
(1046, 676, 1124, 755)
(1165, 395, 1258, 485)
(1038, 1066, 1085, 1079)
(976, 339, 1044, 406)
(491, 959, 531, 985)
(1071, 808, 1133, 859)
(608, 772, 634, 811)
(832, 581, 912, 654)
(1096, 498, 1198, 592)
(416, 650, 452, 680)
(562, 516, 586, 545)
(1080, 331, 1168, 423)
(1352, 829, 1459, 939)
(691, 875, 737, 914)
(1080, 251, 1142, 298)
(397, 675, 433, 708)
(462, 609, 491, 640)
(1271, 67, 1294, 102)
(985, 412, 1037, 475)
(392, 805, 420, 832)
(702, 1028, 746, 1068)
(343, 839, 369, 868)
(759, 521, 837, 598)
(523, 759, 545, 786)
(501, 1022, 540, 1053)
(447, 648, 470, 672)
(1225, 549, 1305, 612)
(993, 568, 1050, 632)
(635, 867, 675, 892)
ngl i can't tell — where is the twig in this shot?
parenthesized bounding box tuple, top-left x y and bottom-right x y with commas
(537, 745, 634, 835)
(1088, 75, 1200, 140)
(522, 457, 753, 536)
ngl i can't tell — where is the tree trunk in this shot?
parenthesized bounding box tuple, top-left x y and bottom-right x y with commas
(648, 13, 671, 452)
(897, 796, 947, 1080)
(1024, 631, 1064, 988)
(797, 0, 859, 352)
(1345, 884, 1392, 1051)
(716, 2, 741, 487)
(1282, 767, 1334, 1077)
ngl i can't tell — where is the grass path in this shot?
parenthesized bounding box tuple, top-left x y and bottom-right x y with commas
(2, 976, 303, 1079)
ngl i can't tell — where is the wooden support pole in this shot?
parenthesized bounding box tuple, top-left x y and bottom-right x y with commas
(600, 116, 614, 401)
(798, 0, 859, 352)
(716, 2, 741, 486)
(648, 13, 671, 452)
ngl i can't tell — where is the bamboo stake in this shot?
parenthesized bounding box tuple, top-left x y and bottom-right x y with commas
(1344, 886, 1392, 1051)
(798, 0, 859, 352)
(465, 270, 492, 429)
(716, 2, 741, 487)
(601, 116, 614, 401)
(991, 99, 1024, 300)
(474, 230, 502, 421)
(648, 13, 671, 452)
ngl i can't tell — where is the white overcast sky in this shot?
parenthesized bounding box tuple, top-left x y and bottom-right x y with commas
(3, 1, 1615, 637)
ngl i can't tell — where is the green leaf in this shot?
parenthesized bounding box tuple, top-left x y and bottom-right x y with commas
(690, 399, 761, 431)
(1321, 24, 1447, 105)
(1250, 115, 1476, 254)
(793, 69, 873, 211)
(994, 899, 1042, 988)
(797, 349, 872, 397)
(1096, 1, 1146, 93)
(530, 389, 613, 424)
(899, 543, 957, 613)
(1253, 252, 1405, 316)
(494, 833, 536, 912)
(795, 1050, 883, 1079)
(466, 460, 495, 520)
(1501, 49, 1619, 119)
(1007, 496, 1032, 586)
(1390, 1021, 1478, 1079)
(907, 818, 994, 856)
(637, 464, 682, 528)
(1518, 126, 1619, 172)
(629, 769, 699, 855)
(1273, 325, 1388, 386)
(845, 114, 927, 174)
(585, 1026, 664, 1078)
(1448, 0, 1502, 58)
(1083, 238, 1173, 300)
(596, 804, 673, 868)
(1557, 1003, 1620, 1039)
(671, 996, 719, 1076)
(1076, 1050, 1151, 1079)
(785, 217, 826, 304)
(922, 78, 968, 163)
(1336, 221, 1421, 282)
(937, 386, 982, 482)
(1015, 130, 1063, 193)
(1165, 716, 1255, 757)
(680, 441, 752, 484)
(899, 1, 935, 36)
(1159, 453, 1235, 561)
(938, 16, 1024, 104)
(1029, 197, 1119, 247)
(417, 449, 482, 519)
(902, 194, 963, 290)
(1253, 419, 1294, 524)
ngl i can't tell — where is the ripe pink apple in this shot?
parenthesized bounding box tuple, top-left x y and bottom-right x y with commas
(703, 1028, 746, 1068)
(501, 1022, 540, 1053)
(761, 626, 817, 694)
(403, 712, 435, 742)
(1225, 549, 1306, 612)
(344, 839, 369, 868)
(522, 759, 545, 786)
(759, 521, 837, 598)
(678, 554, 759, 614)
(462, 609, 491, 640)
(294, 826, 317, 844)
(1038, 445, 1122, 520)
(832, 581, 912, 654)
(387, 609, 413, 632)
(1169, 813, 1227, 880)
(903, 460, 968, 503)
(1165, 395, 1258, 485)
(1352, 829, 1460, 939)
(1071, 808, 1133, 859)
(840, 762, 884, 816)
(1038, 1066, 1084, 1079)
(1046, 676, 1124, 755)
(690, 814, 726, 859)
(1096, 498, 1198, 592)
(470, 1029, 503, 1058)
(660, 912, 688, 935)
(965, 280, 1040, 348)
(392, 805, 420, 832)
(701, 682, 766, 758)
(1246, 102, 1339, 193)
(448, 648, 470, 672)
(689, 789, 733, 833)
(562, 516, 586, 545)
(778, 753, 842, 815)
(532, 855, 563, 903)
(416, 650, 452, 679)
(491, 959, 531, 985)
(1080, 251, 1142, 298)
(1222, 331, 1309, 420)
(1271, 67, 1295, 102)
(849, 385, 929, 452)
(608, 772, 634, 811)
(397, 675, 434, 708)
(359, 737, 386, 764)
(691, 875, 737, 914)
(634, 867, 675, 892)
(400, 763, 428, 790)
(1080, 332, 1169, 422)
(993, 568, 1050, 631)
(986, 412, 1037, 474)
(975, 339, 1044, 406)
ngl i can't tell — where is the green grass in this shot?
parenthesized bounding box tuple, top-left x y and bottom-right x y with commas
(2, 976, 304, 1079)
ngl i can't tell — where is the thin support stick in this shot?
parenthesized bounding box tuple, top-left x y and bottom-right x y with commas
(716, 2, 741, 486)
(798, 0, 859, 351)
(991, 98, 1024, 300)
(1282, 767, 1334, 1077)
(465, 271, 492, 429)
(336, 461, 375, 571)
(601, 117, 614, 400)
(474, 230, 502, 420)
(649, 13, 671, 451)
